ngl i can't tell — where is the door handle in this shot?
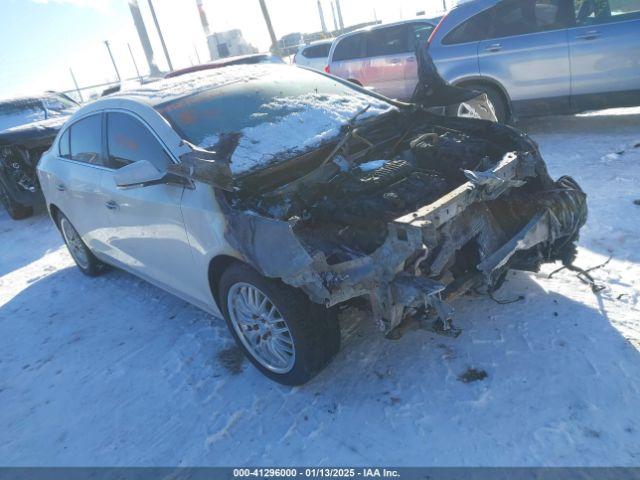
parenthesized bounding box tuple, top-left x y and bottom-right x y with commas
(105, 200, 119, 210)
(576, 30, 600, 40)
(389, 58, 402, 64)
(407, 56, 416, 63)
(56, 183, 66, 192)
(485, 43, 502, 52)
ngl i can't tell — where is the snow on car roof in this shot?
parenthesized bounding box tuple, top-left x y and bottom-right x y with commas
(111, 64, 278, 107)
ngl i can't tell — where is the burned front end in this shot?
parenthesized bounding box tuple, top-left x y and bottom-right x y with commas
(198, 108, 586, 336)
(0, 117, 67, 218)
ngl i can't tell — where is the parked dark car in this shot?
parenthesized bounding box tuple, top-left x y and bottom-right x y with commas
(0, 93, 78, 219)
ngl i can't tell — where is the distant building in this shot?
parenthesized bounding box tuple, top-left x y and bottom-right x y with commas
(207, 30, 258, 60)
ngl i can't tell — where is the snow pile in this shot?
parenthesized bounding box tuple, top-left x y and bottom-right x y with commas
(222, 93, 394, 175)
(118, 65, 272, 103)
(1, 108, 640, 467)
(0, 108, 45, 132)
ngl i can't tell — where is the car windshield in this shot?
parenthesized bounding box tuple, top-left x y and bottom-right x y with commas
(156, 67, 395, 175)
(0, 100, 46, 131)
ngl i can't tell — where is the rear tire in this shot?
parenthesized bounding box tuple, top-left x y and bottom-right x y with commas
(219, 262, 340, 385)
(56, 212, 107, 277)
(447, 83, 508, 124)
(0, 182, 33, 220)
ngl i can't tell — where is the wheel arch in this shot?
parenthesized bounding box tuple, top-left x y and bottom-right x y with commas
(208, 254, 247, 311)
(48, 203, 62, 228)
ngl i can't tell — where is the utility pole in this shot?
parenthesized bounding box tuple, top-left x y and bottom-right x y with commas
(127, 43, 142, 82)
(194, 44, 201, 64)
(258, 0, 278, 49)
(104, 40, 121, 82)
(330, 1, 339, 31)
(317, 0, 328, 34)
(69, 68, 83, 103)
(147, 0, 173, 72)
(335, 0, 344, 30)
(442, 0, 447, 11)
(128, 0, 160, 76)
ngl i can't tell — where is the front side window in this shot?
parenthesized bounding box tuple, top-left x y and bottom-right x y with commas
(574, 0, 640, 24)
(69, 114, 103, 166)
(490, 0, 572, 37)
(366, 25, 410, 57)
(106, 112, 172, 171)
(333, 34, 365, 61)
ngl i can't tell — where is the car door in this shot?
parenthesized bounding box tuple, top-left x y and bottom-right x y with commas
(99, 111, 195, 296)
(478, 0, 573, 116)
(52, 114, 113, 254)
(364, 24, 415, 99)
(404, 22, 436, 98)
(568, 0, 640, 111)
(329, 33, 367, 84)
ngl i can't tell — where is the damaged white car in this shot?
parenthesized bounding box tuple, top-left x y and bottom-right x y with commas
(37, 64, 586, 385)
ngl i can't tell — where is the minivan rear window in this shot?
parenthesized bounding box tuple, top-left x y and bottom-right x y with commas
(333, 34, 365, 61)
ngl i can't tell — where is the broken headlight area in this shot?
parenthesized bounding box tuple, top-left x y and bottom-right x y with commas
(0, 145, 41, 199)
(220, 111, 587, 337)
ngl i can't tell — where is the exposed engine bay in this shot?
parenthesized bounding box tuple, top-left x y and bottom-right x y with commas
(174, 106, 588, 337)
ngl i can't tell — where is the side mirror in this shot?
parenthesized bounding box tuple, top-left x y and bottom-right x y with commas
(114, 160, 190, 188)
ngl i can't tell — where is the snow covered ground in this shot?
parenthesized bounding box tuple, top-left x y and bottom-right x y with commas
(1, 107, 639, 466)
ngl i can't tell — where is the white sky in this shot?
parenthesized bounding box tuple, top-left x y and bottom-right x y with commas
(2, 0, 448, 99)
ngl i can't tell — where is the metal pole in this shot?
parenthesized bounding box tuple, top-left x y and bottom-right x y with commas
(147, 0, 173, 71)
(317, 0, 328, 34)
(127, 43, 142, 82)
(69, 68, 83, 103)
(258, 0, 278, 49)
(442, 0, 447, 11)
(194, 44, 201, 64)
(128, 0, 160, 76)
(104, 40, 121, 82)
(335, 0, 344, 30)
(331, 2, 339, 31)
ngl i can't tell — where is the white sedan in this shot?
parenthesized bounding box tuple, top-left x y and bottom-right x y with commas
(38, 63, 586, 385)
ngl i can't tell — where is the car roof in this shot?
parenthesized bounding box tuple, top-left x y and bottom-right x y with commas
(164, 53, 279, 79)
(341, 17, 438, 37)
(95, 64, 292, 108)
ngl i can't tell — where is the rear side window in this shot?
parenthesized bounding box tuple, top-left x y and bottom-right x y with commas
(491, 0, 572, 36)
(58, 129, 70, 158)
(69, 114, 103, 166)
(367, 25, 410, 56)
(575, 0, 640, 24)
(106, 112, 172, 171)
(333, 34, 365, 61)
(302, 43, 331, 58)
(443, 10, 493, 44)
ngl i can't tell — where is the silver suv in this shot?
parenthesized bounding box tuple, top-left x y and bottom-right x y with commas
(429, 0, 640, 122)
(327, 19, 439, 100)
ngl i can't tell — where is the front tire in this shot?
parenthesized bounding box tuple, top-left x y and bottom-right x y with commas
(219, 262, 340, 385)
(56, 213, 106, 277)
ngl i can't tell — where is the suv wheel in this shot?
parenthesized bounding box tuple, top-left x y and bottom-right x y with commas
(57, 213, 106, 276)
(219, 262, 340, 385)
(448, 83, 508, 124)
(0, 182, 33, 220)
